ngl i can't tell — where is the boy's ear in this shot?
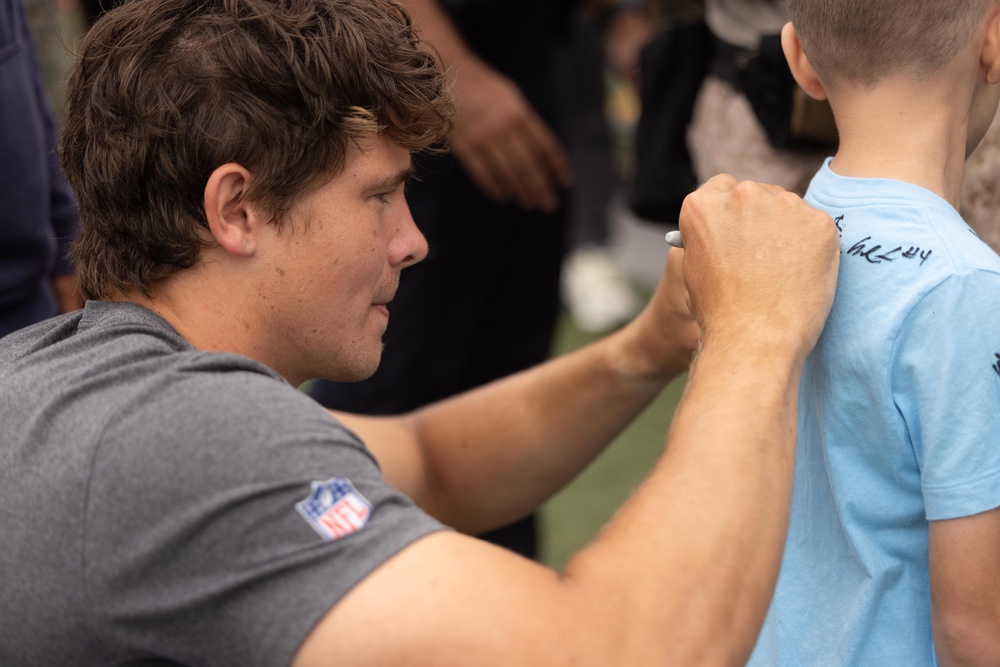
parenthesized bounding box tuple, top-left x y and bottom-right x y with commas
(204, 163, 259, 257)
(982, 6, 1000, 85)
(781, 22, 828, 101)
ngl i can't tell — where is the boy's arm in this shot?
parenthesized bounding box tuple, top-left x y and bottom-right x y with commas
(929, 507, 1000, 667)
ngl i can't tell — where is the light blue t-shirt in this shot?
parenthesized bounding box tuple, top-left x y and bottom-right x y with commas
(748, 159, 1000, 666)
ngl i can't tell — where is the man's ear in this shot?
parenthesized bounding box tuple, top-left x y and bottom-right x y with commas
(204, 163, 259, 257)
(781, 22, 828, 101)
(982, 6, 1000, 85)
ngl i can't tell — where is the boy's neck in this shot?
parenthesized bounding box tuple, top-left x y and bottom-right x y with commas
(827, 77, 973, 209)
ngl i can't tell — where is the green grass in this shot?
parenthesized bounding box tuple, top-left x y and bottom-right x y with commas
(538, 308, 688, 570)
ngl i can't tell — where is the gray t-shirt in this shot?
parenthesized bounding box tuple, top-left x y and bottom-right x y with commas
(0, 301, 446, 666)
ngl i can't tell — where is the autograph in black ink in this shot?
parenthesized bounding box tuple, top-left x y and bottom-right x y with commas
(834, 215, 845, 236)
(993, 353, 1000, 378)
(847, 236, 933, 265)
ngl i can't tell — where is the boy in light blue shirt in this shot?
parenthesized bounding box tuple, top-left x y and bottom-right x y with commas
(747, 1, 1000, 665)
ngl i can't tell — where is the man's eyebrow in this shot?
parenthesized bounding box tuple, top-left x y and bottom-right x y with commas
(370, 165, 415, 192)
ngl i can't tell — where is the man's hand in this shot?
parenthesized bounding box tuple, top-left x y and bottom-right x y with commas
(449, 62, 573, 212)
(615, 247, 699, 380)
(679, 175, 840, 358)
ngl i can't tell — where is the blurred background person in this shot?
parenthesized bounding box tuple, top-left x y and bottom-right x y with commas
(1, 0, 80, 338)
(687, 0, 1000, 256)
(78, 0, 123, 28)
(962, 108, 1000, 255)
(558, 2, 653, 335)
(626, 0, 832, 238)
(687, 0, 834, 195)
(632, 0, 1000, 260)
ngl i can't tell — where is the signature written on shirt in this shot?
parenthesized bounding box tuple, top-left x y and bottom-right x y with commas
(832, 219, 996, 379)
(834, 215, 934, 266)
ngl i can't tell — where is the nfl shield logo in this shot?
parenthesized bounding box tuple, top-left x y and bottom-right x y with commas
(296, 477, 373, 541)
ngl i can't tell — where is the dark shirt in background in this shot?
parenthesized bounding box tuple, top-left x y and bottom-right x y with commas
(0, 0, 78, 337)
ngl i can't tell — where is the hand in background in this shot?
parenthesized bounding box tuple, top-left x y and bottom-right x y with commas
(449, 60, 573, 212)
(401, 0, 573, 212)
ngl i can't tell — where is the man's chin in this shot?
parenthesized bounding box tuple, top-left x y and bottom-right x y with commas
(314, 349, 382, 384)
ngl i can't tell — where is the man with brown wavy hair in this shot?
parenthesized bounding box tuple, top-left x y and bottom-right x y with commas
(0, 0, 842, 665)
(62, 0, 454, 304)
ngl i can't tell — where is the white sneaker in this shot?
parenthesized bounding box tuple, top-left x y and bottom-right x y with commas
(561, 245, 641, 334)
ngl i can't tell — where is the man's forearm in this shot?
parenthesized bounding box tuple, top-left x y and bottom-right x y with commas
(562, 333, 806, 665)
(371, 321, 683, 533)
(347, 323, 805, 666)
(348, 247, 697, 534)
(322, 332, 807, 667)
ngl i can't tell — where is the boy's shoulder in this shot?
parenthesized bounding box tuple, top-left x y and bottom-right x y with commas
(803, 160, 1000, 284)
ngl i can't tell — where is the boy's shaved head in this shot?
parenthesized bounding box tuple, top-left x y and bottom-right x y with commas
(787, 0, 998, 87)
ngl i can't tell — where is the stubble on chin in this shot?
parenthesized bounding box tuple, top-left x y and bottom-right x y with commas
(321, 341, 384, 384)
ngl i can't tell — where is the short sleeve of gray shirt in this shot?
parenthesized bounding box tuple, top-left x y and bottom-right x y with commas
(0, 302, 447, 666)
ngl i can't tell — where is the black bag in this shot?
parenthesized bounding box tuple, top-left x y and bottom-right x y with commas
(737, 34, 838, 151)
(627, 20, 710, 224)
